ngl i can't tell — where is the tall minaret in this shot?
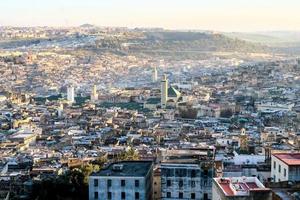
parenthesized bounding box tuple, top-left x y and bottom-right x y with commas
(57, 103, 64, 117)
(161, 74, 168, 108)
(91, 85, 98, 102)
(67, 86, 75, 103)
(152, 66, 158, 83)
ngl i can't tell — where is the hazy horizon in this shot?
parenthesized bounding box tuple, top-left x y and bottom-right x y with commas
(1, 0, 300, 32)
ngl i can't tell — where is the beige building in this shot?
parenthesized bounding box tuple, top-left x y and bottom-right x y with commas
(271, 153, 300, 182)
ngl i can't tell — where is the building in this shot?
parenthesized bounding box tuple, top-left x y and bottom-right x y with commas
(91, 85, 98, 102)
(239, 128, 248, 152)
(271, 153, 300, 182)
(8, 127, 40, 150)
(161, 75, 168, 109)
(166, 86, 181, 107)
(212, 177, 272, 200)
(67, 86, 75, 103)
(160, 149, 214, 200)
(144, 74, 182, 110)
(152, 66, 158, 83)
(89, 161, 153, 200)
(153, 167, 161, 200)
(57, 103, 63, 117)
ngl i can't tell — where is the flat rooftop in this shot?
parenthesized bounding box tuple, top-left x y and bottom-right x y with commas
(214, 177, 270, 197)
(273, 153, 300, 166)
(92, 161, 152, 177)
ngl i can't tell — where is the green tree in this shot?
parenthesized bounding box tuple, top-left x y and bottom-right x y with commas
(118, 147, 140, 161)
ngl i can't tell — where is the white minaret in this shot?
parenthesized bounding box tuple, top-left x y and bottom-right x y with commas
(57, 103, 64, 117)
(91, 85, 98, 102)
(67, 86, 75, 103)
(161, 74, 168, 108)
(152, 66, 158, 82)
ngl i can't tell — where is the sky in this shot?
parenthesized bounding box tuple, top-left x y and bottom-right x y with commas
(1, 0, 300, 32)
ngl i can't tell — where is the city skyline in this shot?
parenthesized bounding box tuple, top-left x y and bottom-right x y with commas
(1, 0, 300, 32)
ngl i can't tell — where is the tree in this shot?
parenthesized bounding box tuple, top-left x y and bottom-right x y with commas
(220, 108, 233, 118)
(178, 104, 197, 119)
(30, 164, 101, 200)
(118, 147, 140, 161)
(81, 164, 100, 184)
(31, 169, 87, 200)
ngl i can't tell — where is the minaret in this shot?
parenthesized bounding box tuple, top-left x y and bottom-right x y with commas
(67, 86, 75, 103)
(91, 85, 98, 102)
(152, 66, 158, 83)
(239, 128, 248, 152)
(57, 103, 64, 117)
(161, 74, 168, 108)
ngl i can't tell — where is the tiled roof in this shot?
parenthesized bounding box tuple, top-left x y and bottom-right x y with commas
(273, 153, 300, 166)
(168, 86, 181, 98)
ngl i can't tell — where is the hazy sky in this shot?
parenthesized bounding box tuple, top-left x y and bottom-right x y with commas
(1, 0, 300, 32)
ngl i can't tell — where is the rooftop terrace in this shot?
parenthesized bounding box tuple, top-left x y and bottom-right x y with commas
(91, 161, 153, 177)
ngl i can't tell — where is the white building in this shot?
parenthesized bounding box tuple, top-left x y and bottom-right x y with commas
(212, 177, 271, 200)
(160, 149, 214, 200)
(152, 66, 158, 83)
(89, 161, 153, 200)
(67, 86, 75, 103)
(91, 85, 98, 102)
(271, 153, 300, 182)
(161, 75, 168, 109)
(57, 103, 63, 117)
(255, 102, 294, 113)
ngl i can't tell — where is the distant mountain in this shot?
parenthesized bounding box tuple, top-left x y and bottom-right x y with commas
(224, 31, 300, 47)
(130, 31, 268, 53)
(80, 23, 95, 28)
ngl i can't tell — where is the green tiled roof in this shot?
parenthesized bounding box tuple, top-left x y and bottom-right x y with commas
(146, 97, 161, 104)
(168, 86, 181, 98)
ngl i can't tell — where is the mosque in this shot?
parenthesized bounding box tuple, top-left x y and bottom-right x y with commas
(144, 72, 183, 110)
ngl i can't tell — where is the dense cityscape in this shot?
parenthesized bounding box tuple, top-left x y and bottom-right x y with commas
(1, 3, 300, 200)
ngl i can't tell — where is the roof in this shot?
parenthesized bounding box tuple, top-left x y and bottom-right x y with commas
(214, 177, 270, 197)
(146, 97, 160, 104)
(273, 153, 300, 166)
(168, 86, 181, 98)
(91, 161, 153, 177)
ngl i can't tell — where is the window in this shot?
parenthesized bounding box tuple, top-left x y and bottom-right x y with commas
(191, 193, 196, 199)
(135, 180, 139, 187)
(279, 164, 281, 173)
(107, 192, 112, 200)
(167, 180, 171, 187)
(204, 193, 208, 200)
(176, 169, 186, 177)
(94, 179, 98, 187)
(121, 180, 126, 187)
(107, 179, 112, 187)
(135, 192, 139, 199)
(179, 192, 183, 199)
(121, 192, 126, 199)
(166, 169, 172, 176)
(284, 168, 287, 177)
(191, 170, 196, 178)
(94, 192, 98, 199)
(273, 161, 276, 169)
(179, 180, 183, 187)
(191, 180, 195, 188)
(167, 192, 171, 198)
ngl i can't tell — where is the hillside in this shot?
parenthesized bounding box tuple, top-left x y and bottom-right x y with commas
(128, 31, 268, 53)
(0, 30, 268, 54)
